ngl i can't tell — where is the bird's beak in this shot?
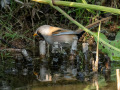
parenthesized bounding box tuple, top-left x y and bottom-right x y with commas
(33, 33, 38, 36)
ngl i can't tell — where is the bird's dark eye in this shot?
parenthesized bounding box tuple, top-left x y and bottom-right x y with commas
(37, 32, 44, 39)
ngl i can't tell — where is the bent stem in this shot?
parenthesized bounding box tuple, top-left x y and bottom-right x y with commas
(32, 0, 120, 14)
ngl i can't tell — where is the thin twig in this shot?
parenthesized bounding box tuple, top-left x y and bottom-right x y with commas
(95, 22, 101, 72)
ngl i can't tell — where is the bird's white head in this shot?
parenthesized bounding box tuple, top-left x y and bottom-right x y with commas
(35, 25, 51, 36)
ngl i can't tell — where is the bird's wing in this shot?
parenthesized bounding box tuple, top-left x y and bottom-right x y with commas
(52, 28, 78, 36)
(53, 31, 79, 36)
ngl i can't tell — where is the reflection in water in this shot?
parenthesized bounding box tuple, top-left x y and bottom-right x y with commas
(0, 53, 120, 89)
(33, 54, 78, 82)
(0, 81, 11, 90)
(104, 69, 111, 82)
(92, 74, 99, 90)
(34, 61, 52, 81)
(116, 69, 120, 90)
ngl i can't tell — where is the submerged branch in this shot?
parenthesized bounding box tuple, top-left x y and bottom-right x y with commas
(0, 48, 32, 61)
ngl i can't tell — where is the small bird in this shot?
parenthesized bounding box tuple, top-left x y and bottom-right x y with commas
(33, 25, 85, 47)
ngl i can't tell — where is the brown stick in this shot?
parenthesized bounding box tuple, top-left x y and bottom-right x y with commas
(75, 16, 112, 33)
(0, 48, 22, 52)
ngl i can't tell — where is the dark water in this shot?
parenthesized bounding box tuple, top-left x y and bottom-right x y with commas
(0, 54, 120, 90)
